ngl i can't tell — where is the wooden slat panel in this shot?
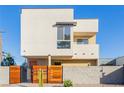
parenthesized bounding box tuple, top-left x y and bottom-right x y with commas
(10, 66, 20, 84)
(48, 66, 63, 83)
(32, 66, 47, 83)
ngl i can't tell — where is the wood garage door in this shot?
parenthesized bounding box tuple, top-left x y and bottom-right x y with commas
(10, 66, 20, 84)
(48, 66, 63, 83)
(32, 66, 47, 83)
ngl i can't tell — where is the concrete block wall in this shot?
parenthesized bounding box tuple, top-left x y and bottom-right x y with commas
(0, 67, 9, 84)
(63, 66, 124, 84)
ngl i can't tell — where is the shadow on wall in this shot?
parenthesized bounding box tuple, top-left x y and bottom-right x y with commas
(100, 67, 124, 84)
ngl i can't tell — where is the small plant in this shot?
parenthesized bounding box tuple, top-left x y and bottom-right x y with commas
(38, 69, 43, 87)
(64, 80, 73, 87)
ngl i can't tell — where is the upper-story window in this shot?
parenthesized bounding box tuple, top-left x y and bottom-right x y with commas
(77, 39, 88, 44)
(57, 26, 71, 49)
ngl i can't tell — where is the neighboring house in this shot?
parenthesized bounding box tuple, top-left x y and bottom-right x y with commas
(115, 56, 124, 66)
(100, 56, 124, 66)
(21, 8, 99, 67)
(99, 58, 115, 66)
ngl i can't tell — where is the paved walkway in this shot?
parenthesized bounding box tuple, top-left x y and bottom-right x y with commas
(0, 83, 124, 87)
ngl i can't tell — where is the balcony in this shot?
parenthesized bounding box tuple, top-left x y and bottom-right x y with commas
(72, 43, 99, 59)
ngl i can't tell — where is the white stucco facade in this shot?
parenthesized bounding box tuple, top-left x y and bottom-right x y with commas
(21, 9, 73, 56)
(21, 8, 99, 66)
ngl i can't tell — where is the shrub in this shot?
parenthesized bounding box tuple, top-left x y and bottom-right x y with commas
(64, 80, 73, 87)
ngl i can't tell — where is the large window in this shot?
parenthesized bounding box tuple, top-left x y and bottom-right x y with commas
(57, 26, 71, 49)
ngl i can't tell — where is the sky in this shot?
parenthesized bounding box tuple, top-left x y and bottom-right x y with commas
(0, 5, 124, 65)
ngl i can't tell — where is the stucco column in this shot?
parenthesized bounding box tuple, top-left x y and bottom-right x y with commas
(48, 55, 51, 66)
(97, 59, 99, 66)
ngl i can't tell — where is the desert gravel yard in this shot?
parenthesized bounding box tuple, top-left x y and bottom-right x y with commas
(0, 83, 124, 87)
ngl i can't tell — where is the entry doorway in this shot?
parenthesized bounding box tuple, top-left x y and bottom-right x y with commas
(53, 61, 62, 65)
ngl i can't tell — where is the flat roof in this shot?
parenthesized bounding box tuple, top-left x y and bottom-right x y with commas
(75, 18, 98, 20)
(21, 8, 98, 20)
(21, 8, 73, 9)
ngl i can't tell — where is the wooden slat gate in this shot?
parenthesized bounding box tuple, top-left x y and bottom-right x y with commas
(48, 66, 63, 83)
(32, 66, 47, 83)
(10, 66, 21, 84)
(32, 65, 63, 83)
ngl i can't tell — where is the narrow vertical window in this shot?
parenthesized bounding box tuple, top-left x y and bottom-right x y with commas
(57, 27, 63, 40)
(64, 26, 70, 40)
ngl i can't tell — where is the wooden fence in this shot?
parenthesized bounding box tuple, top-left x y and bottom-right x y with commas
(10, 66, 21, 84)
(32, 65, 63, 83)
(1, 65, 62, 84)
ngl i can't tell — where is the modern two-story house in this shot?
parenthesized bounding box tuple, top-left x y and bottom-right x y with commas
(21, 8, 99, 67)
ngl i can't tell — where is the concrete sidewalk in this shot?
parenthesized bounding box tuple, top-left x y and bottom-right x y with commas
(74, 84, 124, 87)
(0, 83, 124, 87)
(0, 83, 63, 87)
